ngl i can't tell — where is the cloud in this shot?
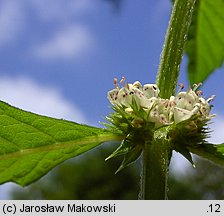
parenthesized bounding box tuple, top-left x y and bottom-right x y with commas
(0, 76, 87, 123)
(0, 1, 25, 44)
(207, 113, 224, 144)
(29, 0, 95, 21)
(33, 25, 95, 60)
(0, 75, 90, 199)
(0, 0, 97, 58)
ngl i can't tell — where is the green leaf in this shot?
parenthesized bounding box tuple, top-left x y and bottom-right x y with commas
(188, 143, 224, 167)
(186, 0, 224, 83)
(0, 101, 122, 186)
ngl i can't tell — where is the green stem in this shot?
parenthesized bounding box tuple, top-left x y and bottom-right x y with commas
(141, 128, 172, 200)
(156, 0, 196, 99)
(141, 0, 196, 199)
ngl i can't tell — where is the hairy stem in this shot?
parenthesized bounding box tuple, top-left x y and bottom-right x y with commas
(156, 0, 196, 99)
(141, 0, 196, 199)
(141, 128, 172, 200)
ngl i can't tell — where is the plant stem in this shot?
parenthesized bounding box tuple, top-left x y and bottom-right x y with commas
(141, 128, 172, 200)
(141, 0, 196, 199)
(156, 0, 196, 99)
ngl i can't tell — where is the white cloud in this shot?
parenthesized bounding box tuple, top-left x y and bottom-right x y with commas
(0, 76, 87, 123)
(0, 1, 25, 44)
(0, 0, 97, 57)
(207, 113, 224, 144)
(29, 0, 96, 21)
(0, 76, 90, 199)
(33, 25, 95, 60)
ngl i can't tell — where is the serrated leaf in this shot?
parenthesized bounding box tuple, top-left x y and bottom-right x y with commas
(186, 0, 224, 83)
(0, 101, 122, 186)
(188, 143, 224, 167)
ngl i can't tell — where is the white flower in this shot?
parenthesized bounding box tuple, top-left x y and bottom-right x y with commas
(107, 78, 214, 127)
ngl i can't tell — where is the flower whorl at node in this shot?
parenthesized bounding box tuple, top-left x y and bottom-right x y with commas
(106, 77, 215, 171)
(107, 78, 215, 128)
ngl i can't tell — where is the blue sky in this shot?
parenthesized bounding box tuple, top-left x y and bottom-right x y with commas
(0, 0, 224, 199)
(0, 0, 172, 125)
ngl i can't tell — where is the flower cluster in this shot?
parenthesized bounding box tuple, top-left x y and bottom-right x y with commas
(107, 77, 215, 128)
(106, 77, 215, 172)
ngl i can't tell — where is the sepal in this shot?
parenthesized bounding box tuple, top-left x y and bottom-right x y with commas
(115, 144, 142, 174)
(105, 137, 133, 161)
(169, 116, 210, 165)
(105, 133, 144, 173)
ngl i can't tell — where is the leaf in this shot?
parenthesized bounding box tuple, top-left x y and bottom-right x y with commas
(188, 143, 224, 167)
(0, 101, 122, 186)
(186, 0, 224, 83)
